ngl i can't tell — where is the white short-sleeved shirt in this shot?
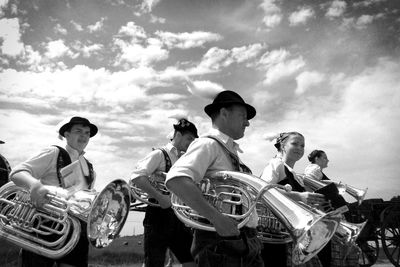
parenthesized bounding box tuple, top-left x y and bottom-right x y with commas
(130, 142, 179, 180)
(10, 144, 93, 191)
(166, 128, 258, 228)
(304, 163, 323, 181)
(260, 157, 304, 187)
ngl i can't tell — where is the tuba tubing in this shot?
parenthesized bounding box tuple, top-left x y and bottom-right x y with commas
(130, 171, 169, 208)
(0, 179, 131, 259)
(171, 171, 341, 265)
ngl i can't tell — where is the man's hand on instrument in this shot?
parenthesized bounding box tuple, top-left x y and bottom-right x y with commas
(30, 181, 50, 208)
(211, 213, 240, 237)
(157, 194, 172, 209)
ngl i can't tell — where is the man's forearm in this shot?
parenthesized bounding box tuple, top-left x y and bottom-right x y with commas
(166, 176, 220, 221)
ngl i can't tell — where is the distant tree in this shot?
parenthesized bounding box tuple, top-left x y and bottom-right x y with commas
(390, 195, 400, 202)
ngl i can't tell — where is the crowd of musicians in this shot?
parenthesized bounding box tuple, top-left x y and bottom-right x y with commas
(0, 90, 363, 267)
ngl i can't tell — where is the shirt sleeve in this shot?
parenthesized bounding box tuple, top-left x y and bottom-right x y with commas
(304, 164, 323, 180)
(166, 138, 217, 184)
(130, 149, 164, 180)
(260, 158, 285, 184)
(10, 147, 57, 180)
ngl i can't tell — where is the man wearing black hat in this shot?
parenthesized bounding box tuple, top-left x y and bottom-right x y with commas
(165, 91, 264, 267)
(10, 116, 98, 267)
(0, 140, 11, 187)
(130, 118, 198, 267)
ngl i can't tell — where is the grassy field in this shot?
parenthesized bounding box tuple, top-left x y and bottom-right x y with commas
(0, 235, 145, 267)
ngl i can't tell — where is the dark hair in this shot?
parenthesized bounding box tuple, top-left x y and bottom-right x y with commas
(308, 150, 325, 163)
(274, 132, 304, 152)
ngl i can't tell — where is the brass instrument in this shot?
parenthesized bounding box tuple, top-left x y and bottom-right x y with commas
(300, 174, 368, 247)
(130, 171, 168, 208)
(0, 180, 131, 259)
(171, 171, 340, 264)
(301, 174, 367, 205)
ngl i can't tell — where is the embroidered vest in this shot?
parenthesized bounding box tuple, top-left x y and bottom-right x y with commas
(53, 146, 94, 189)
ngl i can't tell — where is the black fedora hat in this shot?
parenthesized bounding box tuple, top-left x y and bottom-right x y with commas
(59, 116, 98, 137)
(173, 118, 198, 138)
(204, 90, 256, 120)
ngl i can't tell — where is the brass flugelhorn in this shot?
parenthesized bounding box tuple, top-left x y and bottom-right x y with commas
(299, 174, 368, 246)
(301, 174, 367, 205)
(0, 180, 131, 259)
(170, 171, 340, 265)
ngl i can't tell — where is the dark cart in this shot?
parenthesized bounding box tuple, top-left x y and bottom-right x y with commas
(347, 198, 400, 267)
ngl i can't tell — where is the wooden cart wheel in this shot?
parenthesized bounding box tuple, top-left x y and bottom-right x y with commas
(357, 237, 379, 267)
(381, 207, 400, 267)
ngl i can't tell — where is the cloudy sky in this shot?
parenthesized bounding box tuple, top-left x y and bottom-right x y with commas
(1, 0, 400, 235)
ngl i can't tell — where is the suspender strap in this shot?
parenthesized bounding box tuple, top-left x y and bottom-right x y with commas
(158, 148, 172, 172)
(53, 145, 94, 189)
(205, 136, 252, 174)
(53, 145, 71, 188)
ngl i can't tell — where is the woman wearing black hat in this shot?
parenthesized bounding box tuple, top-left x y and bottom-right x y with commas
(10, 116, 98, 267)
(130, 118, 198, 267)
(166, 90, 264, 267)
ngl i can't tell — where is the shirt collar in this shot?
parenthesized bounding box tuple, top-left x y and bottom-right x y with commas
(65, 144, 85, 159)
(203, 128, 243, 154)
(165, 142, 179, 158)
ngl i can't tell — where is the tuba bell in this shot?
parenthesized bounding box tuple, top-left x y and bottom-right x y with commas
(0, 180, 131, 259)
(129, 171, 168, 209)
(171, 171, 340, 265)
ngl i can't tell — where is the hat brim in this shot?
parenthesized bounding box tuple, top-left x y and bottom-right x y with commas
(204, 102, 256, 120)
(59, 123, 98, 137)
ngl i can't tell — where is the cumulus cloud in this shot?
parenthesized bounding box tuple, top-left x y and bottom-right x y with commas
(259, 0, 282, 29)
(289, 6, 315, 26)
(44, 39, 75, 59)
(186, 79, 225, 100)
(295, 71, 325, 95)
(325, 0, 347, 19)
(155, 31, 222, 49)
(140, 0, 161, 13)
(0, 18, 24, 57)
(70, 20, 84, 31)
(54, 23, 67, 35)
(355, 14, 375, 28)
(258, 49, 305, 85)
(88, 17, 107, 33)
(190, 43, 265, 75)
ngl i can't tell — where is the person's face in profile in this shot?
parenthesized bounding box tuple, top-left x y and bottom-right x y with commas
(223, 105, 249, 140)
(316, 153, 329, 169)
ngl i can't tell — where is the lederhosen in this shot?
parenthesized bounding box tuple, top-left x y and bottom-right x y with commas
(143, 148, 194, 266)
(191, 137, 264, 267)
(20, 146, 94, 267)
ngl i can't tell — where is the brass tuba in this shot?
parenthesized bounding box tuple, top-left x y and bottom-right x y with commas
(129, 171, 168, 209)
(0, 180, 131, 259)
(171, 171, 340, 264)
